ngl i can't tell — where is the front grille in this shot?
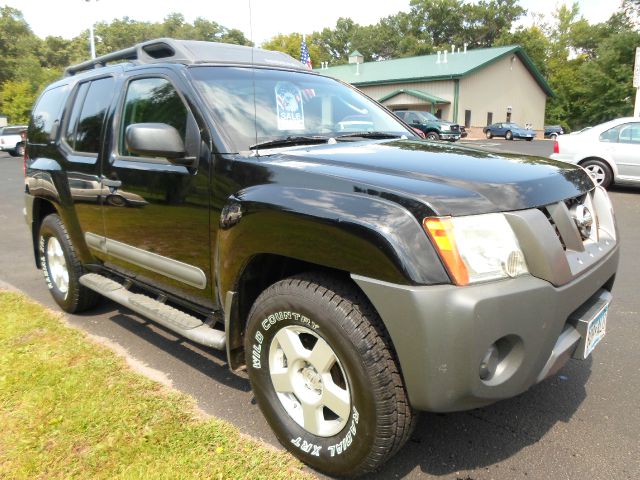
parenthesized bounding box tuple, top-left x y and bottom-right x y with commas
(539, 206, 566, 250)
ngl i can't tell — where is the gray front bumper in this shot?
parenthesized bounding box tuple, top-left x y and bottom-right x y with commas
(352, 245, 618, 412)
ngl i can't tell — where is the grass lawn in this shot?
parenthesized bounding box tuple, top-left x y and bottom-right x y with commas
(0, 291, 313, 479)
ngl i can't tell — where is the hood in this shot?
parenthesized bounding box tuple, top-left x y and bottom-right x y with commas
(259, 139, 593, 217)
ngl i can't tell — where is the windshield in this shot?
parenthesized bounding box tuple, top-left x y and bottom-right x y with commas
(414, 111, 439, 122)
(189, 66, 413, 152)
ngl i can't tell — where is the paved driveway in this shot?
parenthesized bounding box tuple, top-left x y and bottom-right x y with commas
(1, 150, 638, 479)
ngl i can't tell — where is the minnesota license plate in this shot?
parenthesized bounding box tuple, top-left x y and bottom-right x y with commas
(584, 304, 608, 358)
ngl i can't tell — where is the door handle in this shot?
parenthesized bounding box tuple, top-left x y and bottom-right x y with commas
(102, 178, 122, 188)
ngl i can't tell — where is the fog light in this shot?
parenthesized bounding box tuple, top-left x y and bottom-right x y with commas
(479, 344, 499, 380)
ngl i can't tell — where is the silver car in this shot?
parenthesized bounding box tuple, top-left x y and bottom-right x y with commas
(551, 117, 640, 188)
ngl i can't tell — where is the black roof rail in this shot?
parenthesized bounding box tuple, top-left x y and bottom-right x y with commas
(64, 38, 308, 77)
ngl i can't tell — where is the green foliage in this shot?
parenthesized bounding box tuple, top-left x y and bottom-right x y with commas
(0, 80, 36, 124)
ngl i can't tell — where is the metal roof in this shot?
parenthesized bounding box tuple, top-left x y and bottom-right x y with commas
(318, 45, 553, 97)
(378, 88, 450, 104)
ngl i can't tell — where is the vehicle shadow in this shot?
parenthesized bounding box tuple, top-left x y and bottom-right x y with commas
(74, 300, 251, 393)
(370, 358, 591, 478)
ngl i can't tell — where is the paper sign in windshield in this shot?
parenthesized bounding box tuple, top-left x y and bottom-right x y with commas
(275, 82, 304, 130)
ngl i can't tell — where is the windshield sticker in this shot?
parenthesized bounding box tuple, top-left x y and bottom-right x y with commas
(275, 82, 304, 130)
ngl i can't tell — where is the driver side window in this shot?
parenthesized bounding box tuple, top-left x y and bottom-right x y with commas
(120, 77, 188, 157)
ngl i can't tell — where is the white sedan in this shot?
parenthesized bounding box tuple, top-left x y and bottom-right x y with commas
(550, 117, 640, 189)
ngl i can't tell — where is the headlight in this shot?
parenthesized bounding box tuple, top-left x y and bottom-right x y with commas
(423, 213, 528, 285)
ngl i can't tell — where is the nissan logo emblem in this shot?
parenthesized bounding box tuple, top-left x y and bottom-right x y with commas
(571, 204, 593, 240)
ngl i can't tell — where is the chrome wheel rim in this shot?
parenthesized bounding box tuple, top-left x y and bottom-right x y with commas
(269, 325, 351, 437)
(584, 164, 606, 185)
(46, 237, 69, 294)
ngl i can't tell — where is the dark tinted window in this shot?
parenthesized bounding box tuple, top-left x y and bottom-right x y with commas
(65, 82, 89, 149)
(72, 77, 114, 153)
(3, 126, 26, 134)
(120, 78, 187, 157)
(29, 85, 69, 143)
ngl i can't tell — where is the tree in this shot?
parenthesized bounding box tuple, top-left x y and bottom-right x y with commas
(408, 0, 465, 48)
(261, 33, 329, 65)
(496, 25, 549, 76)
(0, 80, 36, 124)
(463, 0, 526, 48)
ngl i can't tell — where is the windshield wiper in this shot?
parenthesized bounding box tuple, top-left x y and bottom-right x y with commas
(249, 136, 331, 150)
(334, 131, 404, 141)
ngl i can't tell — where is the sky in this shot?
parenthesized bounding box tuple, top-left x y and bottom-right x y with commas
(0, 0, 623, 47)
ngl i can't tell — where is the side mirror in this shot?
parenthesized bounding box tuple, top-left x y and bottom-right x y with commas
(412, 119, 420, 125)
(125, 123, 194, 166)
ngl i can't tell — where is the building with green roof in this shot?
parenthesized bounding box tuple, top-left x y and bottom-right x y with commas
(317, 45, 552, 135)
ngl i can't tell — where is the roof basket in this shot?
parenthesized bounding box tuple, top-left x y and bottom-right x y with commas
(64, 37, 308, 76)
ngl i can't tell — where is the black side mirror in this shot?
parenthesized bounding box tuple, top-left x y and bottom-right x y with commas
(125, 123, 195, 166)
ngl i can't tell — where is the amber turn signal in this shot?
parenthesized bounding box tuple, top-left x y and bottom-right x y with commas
(423, 217, 469, 286)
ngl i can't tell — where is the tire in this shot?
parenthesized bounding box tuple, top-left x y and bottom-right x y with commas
(581, 159, 613, 189)
(485, 130, 493, 139)
(526, 137, 533, 142)
(245, 274, 415, 477)
(426, 131, 439, 141)
(505, 130, 513, 140)
(550, 133, 557, 140)
(39, 214, 100, 313)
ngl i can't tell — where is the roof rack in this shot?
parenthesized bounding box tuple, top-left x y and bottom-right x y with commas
(64, 38, 308, 77)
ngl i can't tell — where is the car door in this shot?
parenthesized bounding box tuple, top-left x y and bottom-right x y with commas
(100, 70, 213, 307)
(612, 122, 640, 179)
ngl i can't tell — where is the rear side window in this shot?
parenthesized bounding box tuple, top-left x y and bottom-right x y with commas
(600, 123, 640, 144)
(119, 77, 188, 157)
(29, 85, 69, 144)
(67, 77, 114, 154)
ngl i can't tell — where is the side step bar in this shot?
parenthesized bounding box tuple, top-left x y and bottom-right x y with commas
(79, 273, 225, 350)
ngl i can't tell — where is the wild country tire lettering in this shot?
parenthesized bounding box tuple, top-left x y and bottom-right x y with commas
(252, 310, 319, 369)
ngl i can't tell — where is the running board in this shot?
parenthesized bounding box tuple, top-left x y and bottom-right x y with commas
(79, 273, 225, 350)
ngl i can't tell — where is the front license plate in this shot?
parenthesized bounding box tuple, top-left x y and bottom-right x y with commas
(584, 304, 608, 358)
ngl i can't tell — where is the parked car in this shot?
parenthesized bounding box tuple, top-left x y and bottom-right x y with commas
(25, 38, 619, 477)
(393, 110, 461, 141)
(0, 125, 27, 156)
(551, 117, 640, 189)
(544, 125, 564, 139)
(483, 122, 535, 141)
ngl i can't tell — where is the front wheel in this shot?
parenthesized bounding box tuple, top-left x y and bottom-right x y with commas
(581, 159, 613, 189)
(39, 214, 100, 313)
(426, 131, 439, 141)
(505, 130, 513, 140)
(245, 274, 415, 477)
(485, 130, 493, 139)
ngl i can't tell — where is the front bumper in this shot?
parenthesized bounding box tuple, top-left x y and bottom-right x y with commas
(353, 244, 619, 412)
(440, 132, 460, 141)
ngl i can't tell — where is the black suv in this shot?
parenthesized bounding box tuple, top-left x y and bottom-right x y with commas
(24, 39, 619, 477)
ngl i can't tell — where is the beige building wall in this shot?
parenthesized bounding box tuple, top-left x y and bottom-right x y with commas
(458, 54, 547, 130)
(357, 80, 456, 121)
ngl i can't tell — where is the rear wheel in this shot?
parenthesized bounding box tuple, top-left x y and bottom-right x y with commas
(485, 130, 493, 139)
(245, 274, 415, 477)
(581, 159, 613, 189)
(505, 130, 513, 140)
(39, 214, 100, 313)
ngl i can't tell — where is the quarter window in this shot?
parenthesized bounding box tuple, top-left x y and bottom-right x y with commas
(29, 85, 69, 144)
(68, 77, 114, 153)
(119, 78, 188, 157)
(600, 123, 640, 144)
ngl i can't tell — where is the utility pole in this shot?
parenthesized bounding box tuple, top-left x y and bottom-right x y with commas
(634, 47, 640, 117)
(85, 0, 98, 59)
